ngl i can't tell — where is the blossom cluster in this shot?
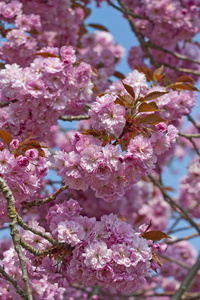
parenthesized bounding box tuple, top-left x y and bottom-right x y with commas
(54, 70, 184, 201)
(0, 199, 164, 297)
(46, 199, 154, 292)
(77, 181, 170, 231)
(94, 0, 199, 48)
(178, 156, 200, 218)
(134, 0, 199, 47)
(78, 31, 125, 91)
(0, 46, 93, 140)
(0, 0, 84, 66)
(161, 240, 196, 281)
(0, 0, 124, 95)
(0, 136, 50, 223)
(128, 42, 200, 82)
(54, 124, 177, 202)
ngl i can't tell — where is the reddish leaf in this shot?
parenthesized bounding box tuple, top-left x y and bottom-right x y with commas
(138, 102, 160, 113)
(152, 250, 166, 271)
(81, 128, 101, 137)
(91, 66, 98, 77)
(19, 145, 46, 157)
(153, 65, 164, 82)
(92, 83, 100, 93)
(77, 23, 87, 36)
(163, 75, 171, 87)
(123, 95, 134, 108)
(144, 220, 152, 234)
(142, 230, 171, 241)
(154, 74, 165, 82)
(0, 130, 12, 147)
(95, 92, 109, 97)
(139, 114, 166, 125)
(136, 66, 154, 82)
(83, 7, 91, 19)
(114, 71, 125, 79)
(139, 129, 149, 138)
(34, 52, 60, 59)
(19, 133, 35, 146)
(163, 186, 174, 192)
(143, 91, 169, 102)
(117, 216, 127, 222)
(120, 80, 135, 99)
(88, 23, 109, 32)
(81, 129, 109, 143)
(114, 97, 125, 107)
(173, 82, 199, 92)
(134, 215, 145, 225)
(175, 76, 195, 83)
(148, 101, 161, 110)
(17, 134, 47, 157)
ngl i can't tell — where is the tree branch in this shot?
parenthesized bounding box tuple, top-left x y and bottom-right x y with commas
(159, 253, 191, 270)
(148, 175, 200, 235)
(147, 42, 200, 65)
(187, 114, 200, 132)
(107, 0, 147, 20)
(16, 213, 72, 252)
(59, 115, 90, 121)
(0, 265, 28, 300)
(22, 185, 68, 208)
(172, 255, 200, 300)
(0, 177, 33, 300)
(166, 233, 199, 245)
(117, 0, 160, 68)
(178, 132, 200, 156)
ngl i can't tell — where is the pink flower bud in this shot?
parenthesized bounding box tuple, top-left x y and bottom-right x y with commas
(10, 139, 19, 150)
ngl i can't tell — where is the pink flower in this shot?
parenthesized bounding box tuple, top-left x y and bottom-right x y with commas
(83, 241, 112, 270)
(58, 220, 85, 246)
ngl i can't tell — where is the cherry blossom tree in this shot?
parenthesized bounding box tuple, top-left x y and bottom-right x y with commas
(0, 0, 200, 299)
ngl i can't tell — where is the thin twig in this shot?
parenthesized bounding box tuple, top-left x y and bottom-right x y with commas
(167, 215, 182, 235)
(159, 253, 191, 270)
(17, 213, 72, 252)
(107, 0, 147, 19)
(155, 61, 200, 77)
(178, 132, 200, 156)
(117, 0, 160, 68)
(172, 255, 200, 300)
(22, 185, 68, 208)
(178, 132, 200, 139)
(148, 175, 200, 235)
(187, 114, 200, 132)
(0, 265, 28, 300)
(0, 99, 18, 107)
(147, 42, 200, 65)
(169, 225, 193, 234)
(0, 177, 33, 300)
(59, 115, 90, 121)
(166, 233, 199, 244)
